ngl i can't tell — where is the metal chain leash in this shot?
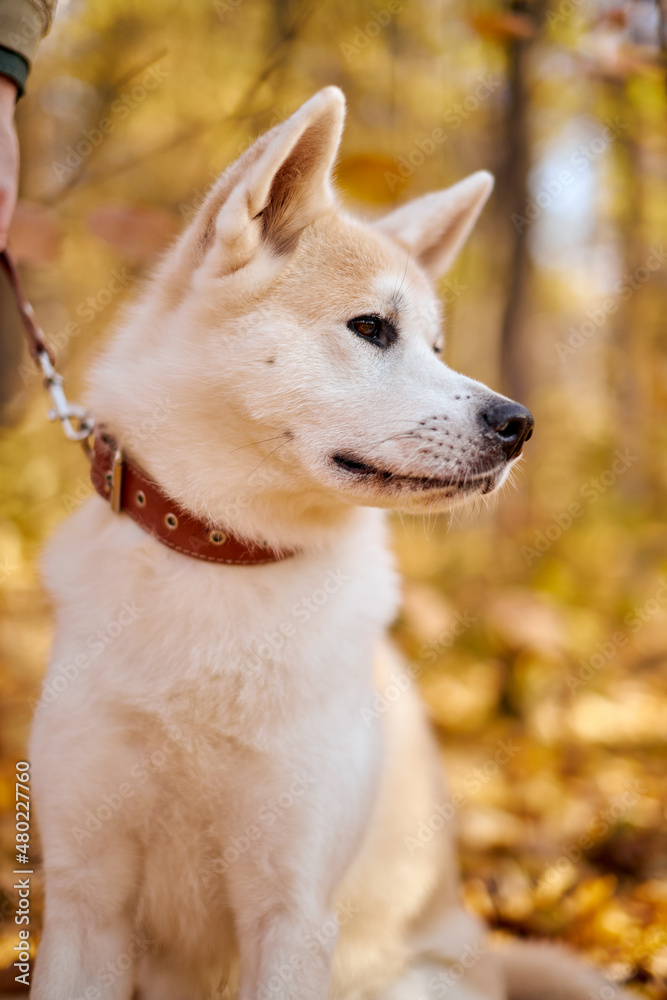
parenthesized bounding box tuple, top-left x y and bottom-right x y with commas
(0, 249, 95, 447)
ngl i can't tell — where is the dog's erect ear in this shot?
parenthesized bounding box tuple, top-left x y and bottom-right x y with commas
(374, 171, 494, 280)
(198, 87, 345, 273)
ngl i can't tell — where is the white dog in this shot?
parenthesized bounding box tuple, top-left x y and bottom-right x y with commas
(30, 88, 627, 1000)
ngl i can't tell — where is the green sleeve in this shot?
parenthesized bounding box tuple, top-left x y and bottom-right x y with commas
(0, 43, 28, 96)
(0, 0, 57, 94)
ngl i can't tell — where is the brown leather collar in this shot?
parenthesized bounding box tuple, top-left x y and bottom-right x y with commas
(91, 429, 296, 566)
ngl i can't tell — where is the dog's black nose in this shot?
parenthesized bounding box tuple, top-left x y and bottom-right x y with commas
(481, 401, 534, 460)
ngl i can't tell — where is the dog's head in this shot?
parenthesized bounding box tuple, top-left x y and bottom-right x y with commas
(93, 88, 532, 538)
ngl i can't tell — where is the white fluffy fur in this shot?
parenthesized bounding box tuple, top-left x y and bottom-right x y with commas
(30, 88, 629, 1000)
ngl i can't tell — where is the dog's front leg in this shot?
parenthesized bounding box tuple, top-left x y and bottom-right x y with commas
(224, 691, 380, 999)
(237, 904, 337, 1000)
(30, 829, 140, 1000)
(31, 887, 136, 1000)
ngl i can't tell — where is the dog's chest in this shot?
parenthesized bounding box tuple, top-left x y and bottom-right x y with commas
(44, 500, 400, 741)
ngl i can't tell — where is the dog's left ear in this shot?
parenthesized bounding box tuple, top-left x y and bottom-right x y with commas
(374, 171, 494, 280)
(194, 87, 345, 275)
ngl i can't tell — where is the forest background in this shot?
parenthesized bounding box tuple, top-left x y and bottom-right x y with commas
(0, 0, 666, 994)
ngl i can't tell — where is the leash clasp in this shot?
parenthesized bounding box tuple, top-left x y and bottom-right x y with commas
(38, 348, 95, 443)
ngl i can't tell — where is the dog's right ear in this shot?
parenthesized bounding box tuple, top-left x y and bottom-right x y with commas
(191, 87, 345, 275)
(374, 171, 494, 280)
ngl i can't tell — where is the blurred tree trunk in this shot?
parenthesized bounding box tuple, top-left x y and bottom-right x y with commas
(497, 1, 546, 405)
(608, 81, 644, 481)
(236, 0, 319, 129)
(659, 0, 667, 83)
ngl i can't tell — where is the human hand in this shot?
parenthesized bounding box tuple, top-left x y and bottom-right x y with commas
(0, 74, 19, 250)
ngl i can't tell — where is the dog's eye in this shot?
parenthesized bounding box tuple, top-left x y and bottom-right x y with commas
(352, 318, 378, 336)
(347, 315, 397, 349)
(433, 344, 442, 355)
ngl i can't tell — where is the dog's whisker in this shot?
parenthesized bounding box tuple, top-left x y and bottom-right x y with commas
(229, 433, 290, 453)
(245, 436, 292, 478)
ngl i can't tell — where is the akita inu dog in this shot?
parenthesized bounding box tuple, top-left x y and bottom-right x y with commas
(30, 88, 626, 1000)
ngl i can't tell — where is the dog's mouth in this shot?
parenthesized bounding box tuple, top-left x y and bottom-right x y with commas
(331, 454, 500, 495)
